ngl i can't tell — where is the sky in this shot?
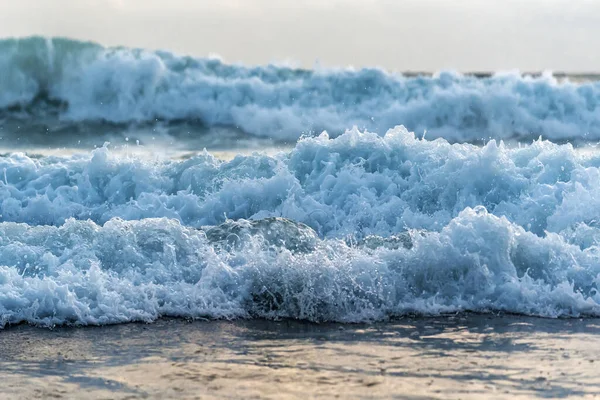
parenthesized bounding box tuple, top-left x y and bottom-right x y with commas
(0, 0, 599, 72)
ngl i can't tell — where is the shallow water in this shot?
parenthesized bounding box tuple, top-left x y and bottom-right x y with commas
(1, 315, 600, 399)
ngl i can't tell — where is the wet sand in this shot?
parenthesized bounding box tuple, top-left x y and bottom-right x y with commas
(1, 315, 600, 399)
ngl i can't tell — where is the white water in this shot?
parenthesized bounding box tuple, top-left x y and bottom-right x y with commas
(1, 126, 600, 327)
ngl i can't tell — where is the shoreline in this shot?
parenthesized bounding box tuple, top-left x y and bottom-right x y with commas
(2, 314, 600, 399)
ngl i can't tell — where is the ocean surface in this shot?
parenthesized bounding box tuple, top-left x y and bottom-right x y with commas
(2, 37, 600, 327)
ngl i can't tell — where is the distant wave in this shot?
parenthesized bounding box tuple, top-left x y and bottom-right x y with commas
(2, 127, 600, 327)
(2, 37, 600, 143)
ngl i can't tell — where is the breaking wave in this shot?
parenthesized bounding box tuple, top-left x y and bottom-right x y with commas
(2, 127, 600, 327)
(2, 37, 600, 144)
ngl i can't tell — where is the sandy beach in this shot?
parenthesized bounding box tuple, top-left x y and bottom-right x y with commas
(0, 314, 599, 399)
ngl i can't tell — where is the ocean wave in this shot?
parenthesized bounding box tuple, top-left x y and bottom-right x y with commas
(1, 127, 600, 326)
(2, 37, 600, 143)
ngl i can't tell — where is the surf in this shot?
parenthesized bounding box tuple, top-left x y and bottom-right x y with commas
(1, 127, 600, 327)
(2, 37, 600, 147)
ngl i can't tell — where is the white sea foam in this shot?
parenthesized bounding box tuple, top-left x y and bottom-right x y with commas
(2, 37, 600, 143)
(1, 126, 600, 326)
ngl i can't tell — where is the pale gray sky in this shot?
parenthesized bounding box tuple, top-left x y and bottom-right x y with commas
(0, 0, 599, 72)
